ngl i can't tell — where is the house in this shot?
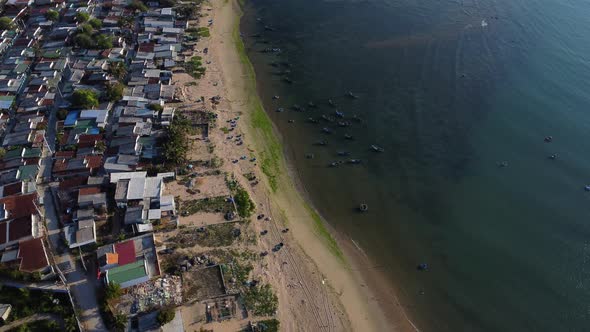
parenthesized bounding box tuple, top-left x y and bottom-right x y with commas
(16, 237, 52, 273)
(0, 304, 11, 322)
(96, 233, 160, 288)
(64, 210, 96, 248)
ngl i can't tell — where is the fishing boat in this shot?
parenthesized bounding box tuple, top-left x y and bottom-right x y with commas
(335, 110, 344, 118)
(347, 159, 362, 164)
(308, 101, 317, 108)
(359, 203, 368, 212)
(322, 127, 332, 134)
(344, 134, 354, 140)
(328, 99, 336, 107)
(292, 104, 302, 111)
(314, 140, 328, 146)
(275, 108, 284, 112)
(337, 121, 351, 127)
(371, 145, 385, 152)
(337, 151, 350, 156)
(283, 77, 293, 84)
(306, 117, 319, 124)
(272, 95, 280, 100)
(305, 153, 314, 159)
(321, 115, 334, 122)
(352, 115, 362, 122)
(346, 91, 359, 99)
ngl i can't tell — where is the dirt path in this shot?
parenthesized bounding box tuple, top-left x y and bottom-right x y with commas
(0, 313, 64, 332)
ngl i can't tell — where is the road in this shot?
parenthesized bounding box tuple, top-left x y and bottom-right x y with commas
(40, 185, 107, 331)
(0, 278, 67, 292)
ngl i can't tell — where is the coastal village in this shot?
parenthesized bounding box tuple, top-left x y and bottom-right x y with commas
(0, 0, 406, 330)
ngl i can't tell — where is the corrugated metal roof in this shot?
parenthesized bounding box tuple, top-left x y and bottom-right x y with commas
(106, 260, 146, 285)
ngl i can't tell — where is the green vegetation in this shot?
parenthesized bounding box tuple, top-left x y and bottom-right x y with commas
(57, 109, 68, 120)
(186, 27, 210, 39)
(71, 89, 99, 109)
(73, 20, 113, 50)
(256, 319, 280, 332)
(170, 222, 240, 248)
(163, 116, 191, 166)
(184, 56, 206, 79)
(156, 307, 175, 326)
(108, 62, 127, 81)
(117, 16, 134, 29)
(75, 12, 90, 23)
(127, 0, 148, 12)
(46, 10, 59, 22)
(243, 284, 278, 316)
(234, 187, 255, 218)
(104, 282, 122, 301)
(88, 18, 102, 29)
(105, 82, 124, 102)
(0, 17, 14, 31)
(305, 204, 344, 262)
(220, 127, 230, 134)
(243, 172, 256, 181)
(0, 286, 77, 331)
(232, 17, 281, 191)
(96, 34, 113, 49)
(198, 27, 210, 37)
(147, 103, 163, 112)
(180, 196, 232, 216)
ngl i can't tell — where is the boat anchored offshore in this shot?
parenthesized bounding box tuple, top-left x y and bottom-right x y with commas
(371, 145, 384, 152)
(346, 91, 359, 99)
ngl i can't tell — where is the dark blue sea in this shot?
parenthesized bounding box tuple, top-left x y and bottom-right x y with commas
(241, 0, 590, 330)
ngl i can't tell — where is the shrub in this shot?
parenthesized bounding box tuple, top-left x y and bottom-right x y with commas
(156, 307, 175, 326)
(46, 10, 59, 22)
(243, 284, 278, 316)
(148, 104, 163, 112)
(75, 12, 90, 23)
(127, 0, 148, 12)
(104, 282, 122, 301)
(96, 34, 113, 49)
(88, 18, 102, 29)
(105, 82, 124, 102)
(74, 33, 94, 48)
(0, 17, 13, 31)
(71, 89, 99, 109)
(234, 188, 255, 218)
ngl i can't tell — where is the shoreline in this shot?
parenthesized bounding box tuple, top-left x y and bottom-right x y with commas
(183, 0, 420, 330)
(228, 1, 420, 331)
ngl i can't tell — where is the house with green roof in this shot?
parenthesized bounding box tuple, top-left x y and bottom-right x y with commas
(105, 260, 149, 288)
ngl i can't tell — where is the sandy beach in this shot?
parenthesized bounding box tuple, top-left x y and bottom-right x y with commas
(173, 0, 419, 330)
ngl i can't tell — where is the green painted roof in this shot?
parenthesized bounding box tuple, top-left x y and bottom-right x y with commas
(4, 148, 23, 160)
(74, 119, 96, 129)
(22, 148, 41, 158)
(107, 260, 147, 285)
(17, 165, 39, 181)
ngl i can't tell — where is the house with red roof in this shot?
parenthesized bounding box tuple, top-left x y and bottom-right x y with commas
(96, 233, 160, 288)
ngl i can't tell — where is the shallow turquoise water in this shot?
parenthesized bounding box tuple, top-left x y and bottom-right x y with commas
(241, 0, 590, 330)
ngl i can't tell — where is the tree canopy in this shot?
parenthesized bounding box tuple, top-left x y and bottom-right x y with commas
(71, 89, 99, 109)
(108, 62, 127, 81)
(88, 18, 102, 29)
(46, 10, 59, 22)
(75, 12, 90, 23)
(0, 17, 13, 31)
(156, 307, 175, 326)
(105, 82, 124, 102)
(127, 0, 148, 12)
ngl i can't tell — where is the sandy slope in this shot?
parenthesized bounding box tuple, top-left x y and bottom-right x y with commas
(174, 0, 418, 331)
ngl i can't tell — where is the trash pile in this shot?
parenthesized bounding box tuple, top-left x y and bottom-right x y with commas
(128, 276, 183, 313)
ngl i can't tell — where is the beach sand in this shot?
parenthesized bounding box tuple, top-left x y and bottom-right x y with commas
(174, 0, 419, 330)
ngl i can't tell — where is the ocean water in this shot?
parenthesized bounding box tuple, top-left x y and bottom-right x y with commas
(240, 0, 590, 330)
